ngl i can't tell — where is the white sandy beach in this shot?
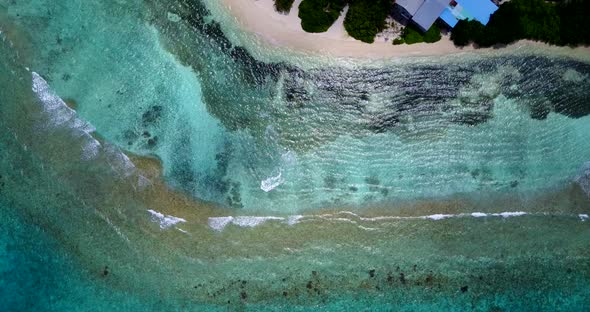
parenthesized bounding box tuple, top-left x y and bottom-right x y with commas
(219, 0, 589, 59)
(220, 0, 477, 58)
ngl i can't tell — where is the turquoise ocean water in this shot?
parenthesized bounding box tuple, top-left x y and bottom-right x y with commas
(1, 0, 590, 310)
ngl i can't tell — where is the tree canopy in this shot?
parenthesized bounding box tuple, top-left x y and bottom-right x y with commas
(274, 0, 296, 13)
(298, 0, 347, 33)
(343, 0, 392, 43)
(451, 0, 590, 47)
(298, 0, 394, 43)
(394, 24, 442, 45)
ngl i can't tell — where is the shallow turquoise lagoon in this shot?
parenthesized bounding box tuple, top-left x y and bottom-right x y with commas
(1, 0, 590, 310)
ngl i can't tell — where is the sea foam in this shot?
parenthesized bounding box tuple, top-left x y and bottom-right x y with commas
(32, 72, 100, 160)
(31, 72, 137, 177)
(148, 209, 186, 229)
(261, 172, 284, 192)
(208, 215, 303, 231)
(207, 211, 586, 232)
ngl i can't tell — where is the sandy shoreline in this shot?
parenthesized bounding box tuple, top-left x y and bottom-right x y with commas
(220, 0, 465, 58)
(218, 0, 589, 59)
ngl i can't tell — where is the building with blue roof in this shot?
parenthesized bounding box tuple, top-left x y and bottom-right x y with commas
(439, 8, 459, 28)
(395, 0, 498, 32)
(412, 0, 449, 32)
(441, 0, 499, 27)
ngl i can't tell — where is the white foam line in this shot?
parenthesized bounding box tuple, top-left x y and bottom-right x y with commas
(208, 215, 307, 232)
(32, 72, 102, 160)
(148, 209, 186, 230)
(358, 225, 380, 231)
(104, 144, 136, 178)
(314, 211, 528, 222)
(233, 216, 284, 227)
(492, 211, 528, 218)
(353, 211, 529, 221)
(208, 217, 234, 232)
(261, 171, 284, 192)
(208, 211, 588, 232)
(31, 72, 139, 180)
(424, 214, 454, 220)
(287, 215, 304, 225)
(320, 217, 358, 223)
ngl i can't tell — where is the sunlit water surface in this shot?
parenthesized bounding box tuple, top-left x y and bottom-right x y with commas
(1, 0, 590, 310)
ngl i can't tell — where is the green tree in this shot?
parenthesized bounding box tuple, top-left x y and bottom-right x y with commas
(274, 0, 296, 13)
(558, 0, 590, 45)
(343, 0, 392, 43)
(423, 24, 442, 43)
(298, 0, 347, 33)
(396, 24, 441, 45)
(451, 0, 590, 47)
(451, 19, 485, 46)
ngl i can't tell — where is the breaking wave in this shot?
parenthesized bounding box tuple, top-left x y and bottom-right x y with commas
(31, 72, 137, 178)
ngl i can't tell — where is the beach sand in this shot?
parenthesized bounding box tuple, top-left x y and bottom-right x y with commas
(219, 0, 478, 58)
(219, 0, 589, 59)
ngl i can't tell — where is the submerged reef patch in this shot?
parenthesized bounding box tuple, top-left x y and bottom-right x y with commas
(152, 3, 590, 141)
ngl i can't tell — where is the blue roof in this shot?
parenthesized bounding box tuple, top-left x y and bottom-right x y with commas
(455, 0, 498, 25)
(413, 0, 448, 31)
(439, 8, 458, 27)
(396, 0, 425, 16)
